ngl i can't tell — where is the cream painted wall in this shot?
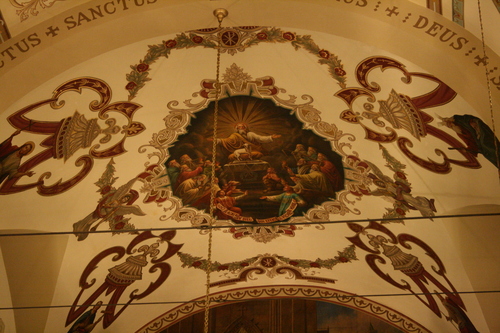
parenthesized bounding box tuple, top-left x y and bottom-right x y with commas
(0, 1, 499, 332)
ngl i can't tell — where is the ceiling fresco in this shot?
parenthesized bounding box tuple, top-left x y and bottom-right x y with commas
(0, 1, 499, 333)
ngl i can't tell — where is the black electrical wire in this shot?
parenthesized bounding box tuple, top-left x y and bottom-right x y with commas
(1, 290, 499, 311)
(0, 212, 499, 238)
(1, 213, 498, 312)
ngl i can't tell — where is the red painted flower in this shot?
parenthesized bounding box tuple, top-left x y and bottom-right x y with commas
(338, 256, 349, 263)
(217, 265, 229, 270)
(334, 67, 346, 76)
(396, 171, 407, 180)
(395, 208, 406, 216)
(125, 82, 137, 90)
(289, 261, 298, 266)
(136, 63, 149, 72)
(192, 261, 202, 267)
(256, 32, 268, 40)
(100, 185, 112, 195)
(192, 35, 203, 44)
(165, 39, 177, 48)
(282, 32, 295, 41)
(240, 262, 249, 267)
(114, 222, 125, 230)
(318, 49, 330, 59)
(310, 262, 320, 268)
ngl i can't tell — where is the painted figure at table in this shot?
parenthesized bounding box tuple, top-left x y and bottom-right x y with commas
(262, 167, 285, 193)
(291, 144, 309, 162)
(317, 153, 343, 191)
(0, 130, 36, 184)
(307, 146, 318, 161)
(180, 154, 202, 170)
(260, 185, 305, 216)
(67, 301, 103, 333)
(215, 189, 248, 220)
(436, 293, 480, 333)
(295, 158, 312, 175)
(165, 159, 181, 188)
(280, 159, 312, 186)
(202, 160, 221, 178)
(176, 174, 210, 205)
(440, 114, 500, 169)
(290, 164, 335, 197)
(216, 122, 281, 161)
(174, 164, 204, 193)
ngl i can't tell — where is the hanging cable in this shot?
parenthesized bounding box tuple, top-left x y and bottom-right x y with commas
(2, 289, 500, 311)
(203, 8, 228, 333)
(477, 0, 500, 178)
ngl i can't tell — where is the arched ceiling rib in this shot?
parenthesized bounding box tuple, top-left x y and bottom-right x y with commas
(0, 1, 499, 333)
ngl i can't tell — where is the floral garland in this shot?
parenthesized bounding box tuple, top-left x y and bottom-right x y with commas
(375, 144, 435, 222)
(177, 245, 357, 273)
(379, 144, 413, 221)
(125, 27, 346, 100)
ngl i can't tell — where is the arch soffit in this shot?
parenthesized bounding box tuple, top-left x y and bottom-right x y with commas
(0, 0, 498, 120)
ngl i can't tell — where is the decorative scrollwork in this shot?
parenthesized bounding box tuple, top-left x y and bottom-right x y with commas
(336, 56, 482, 174)
(136, 285, 431, 333)
(9, 0, 64, 22)
(347, 221, 465, 318)
(2, 77, 144, 196)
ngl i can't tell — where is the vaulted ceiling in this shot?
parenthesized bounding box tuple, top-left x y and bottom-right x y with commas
(0, 1, 499, 333)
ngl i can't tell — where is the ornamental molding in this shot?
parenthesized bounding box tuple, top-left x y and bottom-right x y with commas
(135, 285, 431, 333)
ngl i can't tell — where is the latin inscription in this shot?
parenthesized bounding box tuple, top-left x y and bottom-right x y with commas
(413, 15, 469, 50)
(0, 0, 157, 69)
(0, 0, 498, 91)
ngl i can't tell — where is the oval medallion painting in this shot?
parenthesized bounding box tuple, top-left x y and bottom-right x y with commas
(167, 95, 344, 223)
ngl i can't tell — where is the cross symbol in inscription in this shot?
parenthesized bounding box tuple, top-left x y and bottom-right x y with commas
(474, 55, 489, 66)
(0, 20, 4, 43)
(385, 6, 400, 17)
(45, 26, 60, 37)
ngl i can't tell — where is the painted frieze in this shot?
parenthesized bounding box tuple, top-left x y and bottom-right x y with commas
(1, 23, 493, 333)
(137, 286, 432, 333)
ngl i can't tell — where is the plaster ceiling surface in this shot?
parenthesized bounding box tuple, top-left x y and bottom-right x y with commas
(0, 1, 499, 333)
